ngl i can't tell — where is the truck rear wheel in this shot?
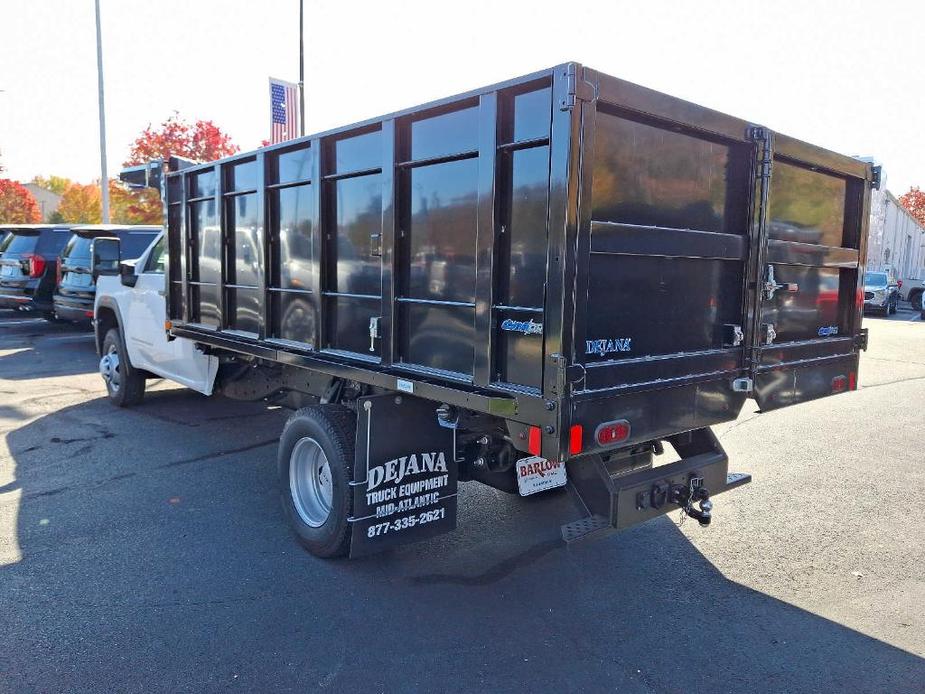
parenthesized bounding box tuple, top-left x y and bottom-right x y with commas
(101, 328, 145, 407)
(278, 405, 356, 558)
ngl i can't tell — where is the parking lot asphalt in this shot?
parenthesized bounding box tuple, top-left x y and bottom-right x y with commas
(0, 308, 923, 693)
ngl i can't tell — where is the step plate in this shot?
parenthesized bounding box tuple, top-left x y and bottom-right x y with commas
(561, 514, 612, 544)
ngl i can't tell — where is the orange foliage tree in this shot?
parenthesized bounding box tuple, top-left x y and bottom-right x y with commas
(120, 113, 239, 224)
(57, 183, 102, 224)
(0, 179, 42, 223)
(898, 186, 925, 227)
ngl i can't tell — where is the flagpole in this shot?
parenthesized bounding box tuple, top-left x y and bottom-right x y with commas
(298, 0, 305, 136)
(94, 0, 110, 222)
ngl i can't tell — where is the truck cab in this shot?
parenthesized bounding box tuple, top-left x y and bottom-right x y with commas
(94, 232, 217, 405)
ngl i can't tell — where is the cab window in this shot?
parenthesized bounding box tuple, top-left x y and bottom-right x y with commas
(144, 236, 168, 273)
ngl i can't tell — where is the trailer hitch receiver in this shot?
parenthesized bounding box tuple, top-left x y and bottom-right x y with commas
(668, 477, 713, 526)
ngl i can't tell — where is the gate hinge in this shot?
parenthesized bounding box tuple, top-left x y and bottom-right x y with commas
(856, 327, 869, 351)
(747, 125, 774, 179)
(559, 63, 595, 111)
(550, 353, 585, 394)
(871, 165, 882, 190)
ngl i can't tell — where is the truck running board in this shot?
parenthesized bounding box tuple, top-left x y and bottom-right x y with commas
(562, 428, 751, 544)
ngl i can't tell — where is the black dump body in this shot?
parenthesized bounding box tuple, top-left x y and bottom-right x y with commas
(144, 62, 875, 464)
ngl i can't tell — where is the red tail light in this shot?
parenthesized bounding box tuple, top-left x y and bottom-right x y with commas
(23, 253, 46, 278)
(831, 375, 847, 393)
(596, 419, 631, 446)
(568, 424, 583, 455)
(849, 372, 857, 391)
(527, 426, 542, 456)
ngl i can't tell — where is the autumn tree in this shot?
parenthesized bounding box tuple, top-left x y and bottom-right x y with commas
(0, 179, 42, 223)
(111, 183, 162, 225)
(898, 186, 925, 227)
(118, 113, 239, 225)
(56, 180, 163, 225)
(124, 112, 239, 167)
(29, 175, 73, 196)
(57, 183, 103, 224)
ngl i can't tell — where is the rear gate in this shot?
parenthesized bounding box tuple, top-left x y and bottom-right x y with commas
(576, 105, 754, 396)
(750, 133, 870, 410)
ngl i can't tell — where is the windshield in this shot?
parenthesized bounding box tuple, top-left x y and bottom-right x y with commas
(62, 235, 95, 262)
(865, 272, 888, 286)
(118, 231, 159, 259)
(2, 233, 39, 256)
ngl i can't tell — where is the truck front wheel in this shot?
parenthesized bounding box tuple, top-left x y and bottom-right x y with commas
(278, 405, 356, 558)
(101, 328, 145, 407)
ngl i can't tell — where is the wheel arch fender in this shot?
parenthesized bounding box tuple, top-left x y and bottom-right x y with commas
(94, 297, 125, 357)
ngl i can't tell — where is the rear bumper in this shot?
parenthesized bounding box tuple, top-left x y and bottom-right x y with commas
(53, 295, 95, 322)
(0, 288, 44, 311)
(562, 427, 750, 542)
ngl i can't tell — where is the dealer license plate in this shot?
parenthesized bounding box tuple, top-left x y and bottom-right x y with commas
(515, 455, 567, 496)
(66, 272, 92, 287)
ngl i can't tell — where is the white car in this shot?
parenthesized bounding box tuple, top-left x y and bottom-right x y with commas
(93, 232, 218, 406)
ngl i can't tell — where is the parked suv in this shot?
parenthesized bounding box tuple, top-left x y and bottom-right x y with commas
(0, 225, 73, 318)
(53, 225, 160, 323)
(863, 270, 900, 315)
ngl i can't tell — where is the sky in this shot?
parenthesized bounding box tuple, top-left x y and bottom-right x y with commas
(1, 0, 923, 194)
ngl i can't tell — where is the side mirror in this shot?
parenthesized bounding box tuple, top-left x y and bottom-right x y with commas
(91, 237, 121, 280)
(119, 260, 138, 288)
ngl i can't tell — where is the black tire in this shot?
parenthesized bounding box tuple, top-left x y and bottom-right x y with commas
(911, 291, 923, 311)
(278, 405, 356, 558)
(101, 328, 145, 407)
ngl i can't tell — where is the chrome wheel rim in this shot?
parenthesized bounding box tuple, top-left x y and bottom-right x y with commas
(289, 437, 333, 528)
(99, 345, 121, 393)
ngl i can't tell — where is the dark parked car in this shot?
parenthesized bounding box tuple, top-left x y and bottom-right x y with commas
(862, 270, 899, 315)
(53, 225, 160, 323)
(0, 225, 73, 318)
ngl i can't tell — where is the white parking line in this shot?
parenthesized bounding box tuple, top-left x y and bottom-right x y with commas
(0, 319, 44, 326)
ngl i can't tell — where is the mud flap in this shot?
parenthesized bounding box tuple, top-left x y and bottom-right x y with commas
(348, 394, 458, 558)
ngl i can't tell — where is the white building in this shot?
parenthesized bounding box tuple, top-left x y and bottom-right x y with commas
(866, 187, 925, 281)
(22, 183, 62, 222)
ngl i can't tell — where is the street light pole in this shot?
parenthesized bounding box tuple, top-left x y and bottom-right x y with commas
(298, 0, 305, 136)
(94, 0, 110, 223)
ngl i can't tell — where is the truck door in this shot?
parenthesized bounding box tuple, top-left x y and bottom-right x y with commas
(127, 235, 218, 394)
(749, 134, 871, 410)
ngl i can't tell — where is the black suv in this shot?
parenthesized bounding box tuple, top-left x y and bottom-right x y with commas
(0, 225, 74, 318)
(53, 225, 160, 323)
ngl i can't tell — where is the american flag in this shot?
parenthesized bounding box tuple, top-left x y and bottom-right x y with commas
(270, 77, 299, 143)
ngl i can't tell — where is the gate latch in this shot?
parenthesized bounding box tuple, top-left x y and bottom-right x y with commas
(368, 316, 381, 352)
(762, 323, 777, 345)
(723, 323, 744, 347)
(764, 265, 799, 300)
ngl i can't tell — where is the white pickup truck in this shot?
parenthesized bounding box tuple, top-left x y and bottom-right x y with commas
(93, 232, 218, 406)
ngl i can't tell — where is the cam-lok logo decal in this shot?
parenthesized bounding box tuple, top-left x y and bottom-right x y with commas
(818, 326, 839, 337)
(586, 338, 632, 356)
(501, 318, 543, 335)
